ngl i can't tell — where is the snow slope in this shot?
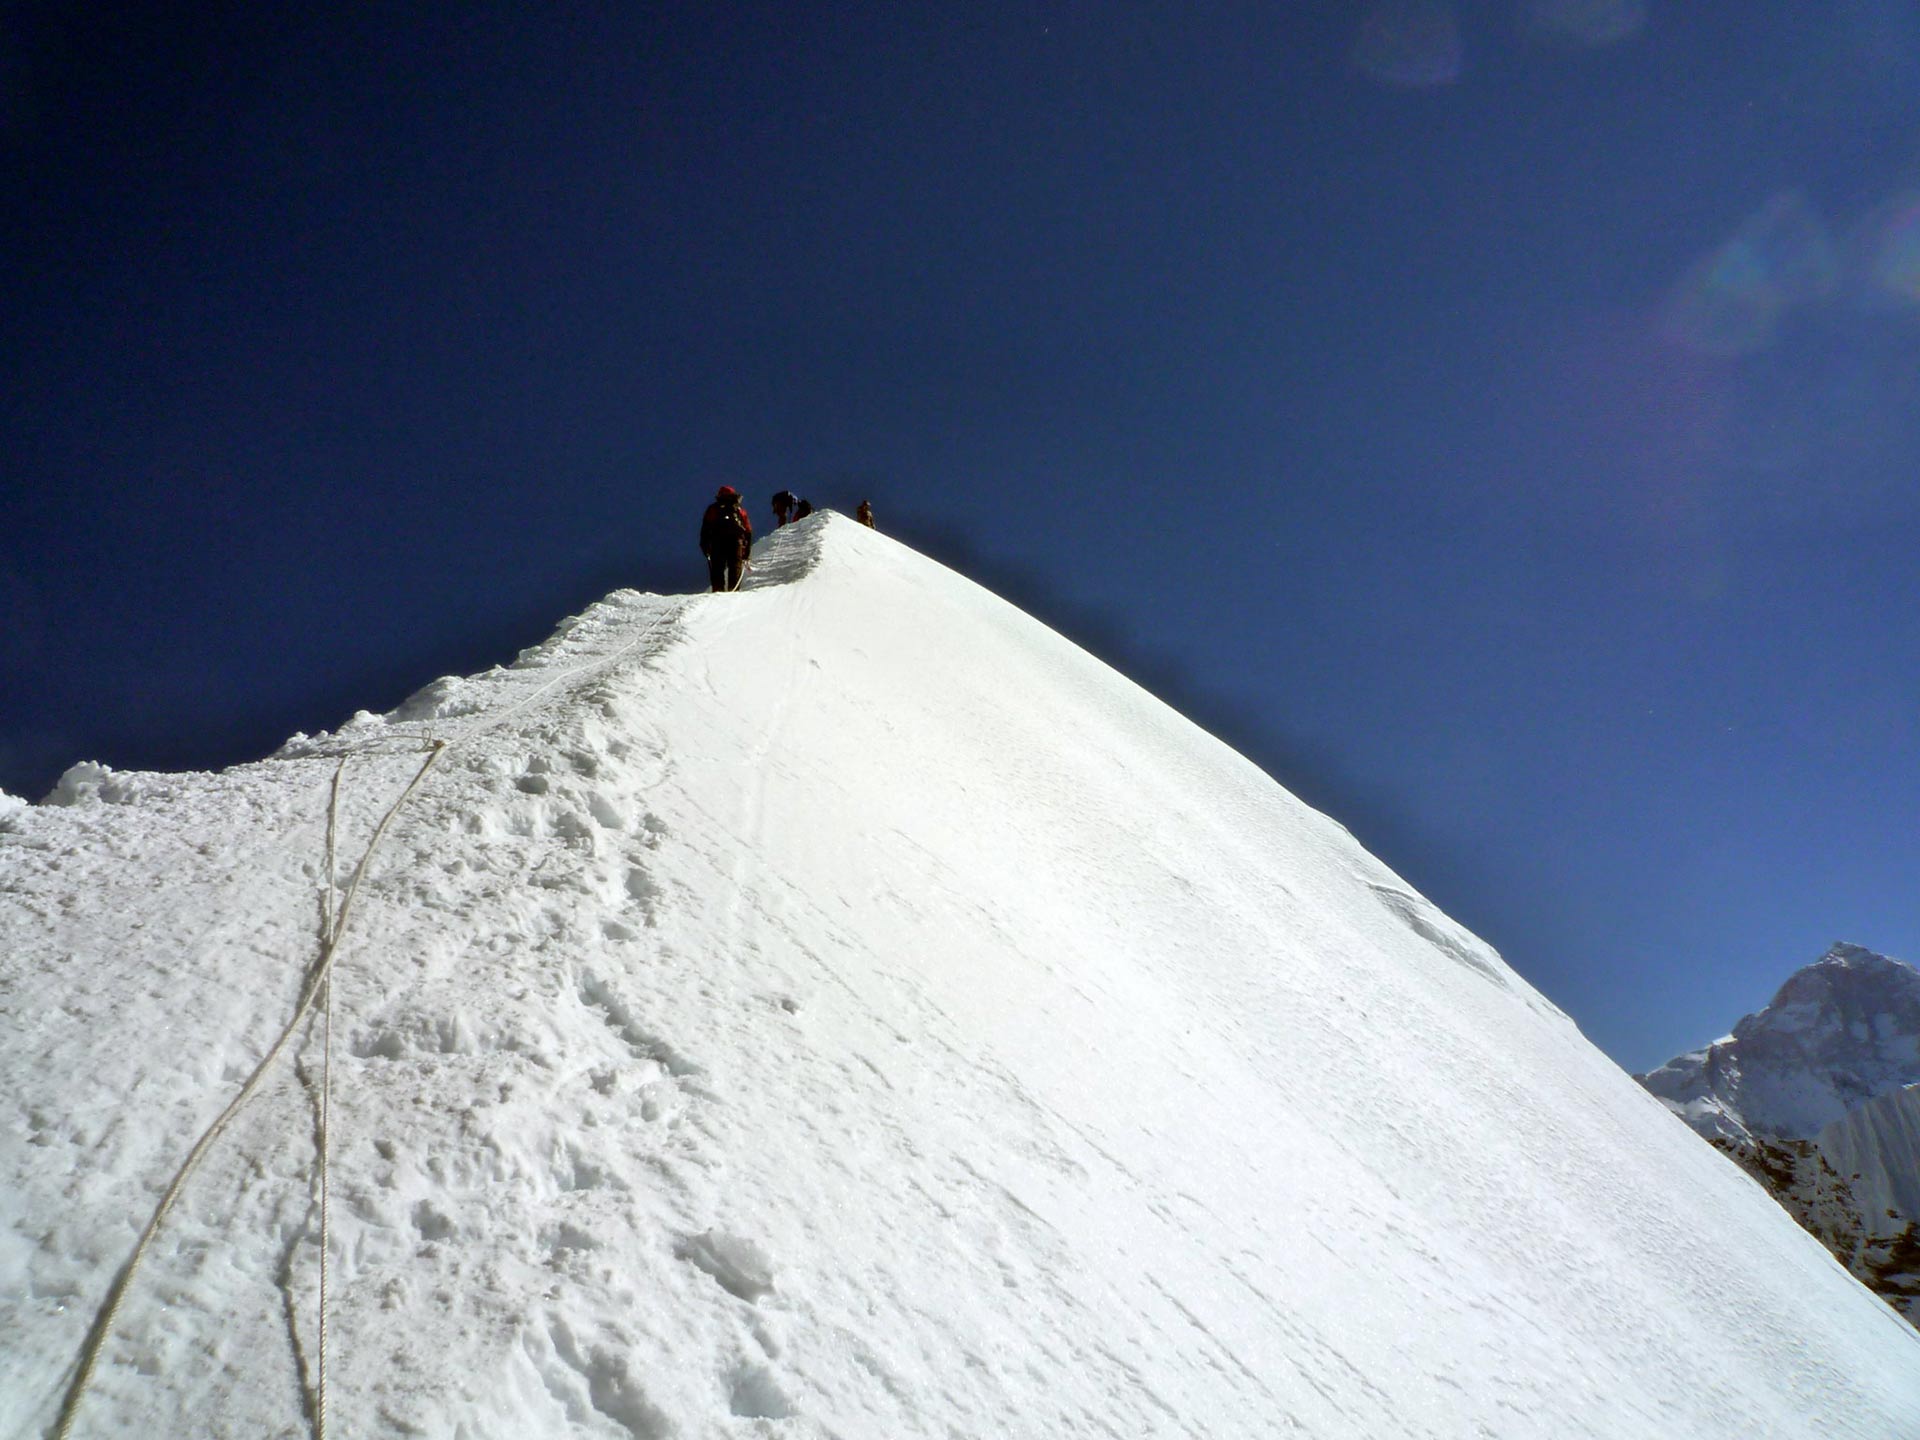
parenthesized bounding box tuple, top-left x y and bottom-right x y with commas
(3, 514, 1915, 1439)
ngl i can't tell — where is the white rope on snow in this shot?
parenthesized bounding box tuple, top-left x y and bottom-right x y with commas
(315, 758, 344, 1440)
(55, 741, 445, 1440)
(58, 594, 695, 1437)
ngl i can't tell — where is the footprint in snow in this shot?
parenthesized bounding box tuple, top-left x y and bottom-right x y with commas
(674, 1229, 776, 1303)
(728, 1361, 796, 1419)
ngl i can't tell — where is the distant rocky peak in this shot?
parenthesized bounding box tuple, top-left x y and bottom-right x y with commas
(1638, 943, 1920, 1330)
(1781, 941, 1913, 990)
(1640, 944, 1920, 1145)
(1750, 944, 1920, 1041)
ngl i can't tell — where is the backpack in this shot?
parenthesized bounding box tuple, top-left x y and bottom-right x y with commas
(712, 496, 750, 559)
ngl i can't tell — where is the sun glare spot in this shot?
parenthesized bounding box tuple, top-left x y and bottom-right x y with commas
(1861, 192, 1920, 305)
(1353, 1, 1464, 89)
(1659, 192, 1837, 356)
(1520, 0, 1647, 48)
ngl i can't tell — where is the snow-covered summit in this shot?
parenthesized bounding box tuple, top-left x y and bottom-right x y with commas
(1640, 943, 1920, 1143)
(3, 514, 1916, 1438)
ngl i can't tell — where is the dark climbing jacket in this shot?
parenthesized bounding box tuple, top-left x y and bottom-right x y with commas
(701, 496, 753, 562)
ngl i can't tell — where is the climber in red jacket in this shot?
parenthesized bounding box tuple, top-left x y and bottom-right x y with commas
(699, 486, 752, 592)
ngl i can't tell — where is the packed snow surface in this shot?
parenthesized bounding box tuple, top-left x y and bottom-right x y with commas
(3, 515, 1915, 1438)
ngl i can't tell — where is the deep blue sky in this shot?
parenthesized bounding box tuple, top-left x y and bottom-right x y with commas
(5, 2, 1917, 1073)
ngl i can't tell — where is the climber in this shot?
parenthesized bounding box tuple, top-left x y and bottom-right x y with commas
(699, 486, 752, 592)
(793, 497, 814, 520)
(771, 490, 796, 527)
(855, 499, 875, 528)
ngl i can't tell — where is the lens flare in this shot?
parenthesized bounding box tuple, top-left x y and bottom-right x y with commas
(1659, 192, 1837, 356)
(1353, 1, 1464, 89)
(1861, 192, 1920, 304)
(1520, 0, 1647, 48)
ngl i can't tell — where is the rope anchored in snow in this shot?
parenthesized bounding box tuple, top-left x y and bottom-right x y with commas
(54, 741, 446, 1440)
(58, 596, 689, 1437)
(314, 757, 346, 1440)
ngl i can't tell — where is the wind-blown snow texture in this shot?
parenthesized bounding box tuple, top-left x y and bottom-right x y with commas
(3, 515, 1915, 1438)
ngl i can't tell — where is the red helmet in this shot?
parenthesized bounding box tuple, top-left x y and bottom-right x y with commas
(716, 485, 738, 499)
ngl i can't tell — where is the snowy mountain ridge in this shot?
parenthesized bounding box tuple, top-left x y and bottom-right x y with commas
(3, 514, 1915, 1438)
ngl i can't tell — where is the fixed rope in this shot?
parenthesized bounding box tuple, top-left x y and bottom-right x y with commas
(58, 595, 690, 1436)
(314, 759, 345, 1440)
(55, 741, 445, 1440)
